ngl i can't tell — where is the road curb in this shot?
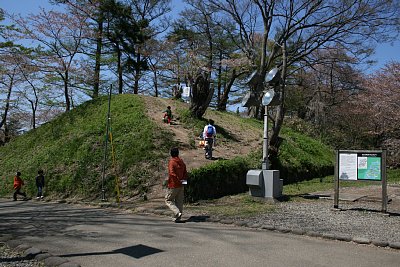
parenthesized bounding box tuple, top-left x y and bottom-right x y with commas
(1, 234, 81, 267)
(128, 206, 400, 251)
(195, 216, 400, 251)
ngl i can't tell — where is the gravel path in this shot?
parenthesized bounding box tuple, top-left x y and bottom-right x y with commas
(182, 185, 400, 247)
(0, 243, 43, 267)
(249, 200, 400, 244)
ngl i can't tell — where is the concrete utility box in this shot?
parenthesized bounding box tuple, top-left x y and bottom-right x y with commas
(263, 170, 283, 198)
(246, 169, 283, 199)
(246, 170, 264, 197)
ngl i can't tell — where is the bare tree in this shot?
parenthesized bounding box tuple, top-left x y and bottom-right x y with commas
(11, 8, 89, 112)
(360, 62, 400, 143)
(210, 0, 400, 156)
(53, 0, 107, 98)
(293, 48, 363, 125)
(0, 65, 16, 138)
(145, 39, 163, 97)
(124, 0, 172, 94)
(0, 16, 24, 143)
(15, 54, 45, 129)
(153, 38, 189, 98)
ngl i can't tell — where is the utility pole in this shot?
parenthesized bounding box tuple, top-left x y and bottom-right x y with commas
(101, 85, 112, 201)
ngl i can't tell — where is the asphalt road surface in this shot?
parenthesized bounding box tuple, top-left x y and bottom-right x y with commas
(0, 199, 399, 267)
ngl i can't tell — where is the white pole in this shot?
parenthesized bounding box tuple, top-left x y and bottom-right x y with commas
(262, 105, 269, 170)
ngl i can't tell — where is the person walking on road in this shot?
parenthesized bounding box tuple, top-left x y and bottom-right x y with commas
(164, 147, 188, 222)
(13, 172, 27, 201)
(35, 170, 45, 199)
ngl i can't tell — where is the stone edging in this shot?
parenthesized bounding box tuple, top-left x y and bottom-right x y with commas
(203, 217, 400, 250)
(135, 207, 400, 251)
(0, 234, 81, 267)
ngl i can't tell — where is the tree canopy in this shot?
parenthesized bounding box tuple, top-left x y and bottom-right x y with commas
(1, 0, 400, 163)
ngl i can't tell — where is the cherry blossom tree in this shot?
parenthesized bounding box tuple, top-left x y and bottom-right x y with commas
(11, 8, 89, 111)
(359, 62, 400, 165)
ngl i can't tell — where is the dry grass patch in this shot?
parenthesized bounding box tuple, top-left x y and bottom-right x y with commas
(185, 193, 276, 218)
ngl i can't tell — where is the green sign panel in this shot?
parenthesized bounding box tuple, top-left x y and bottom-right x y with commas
(357, 155, 381, 180)
(338, 152, 382, 181)
(335, 150, 387, 212)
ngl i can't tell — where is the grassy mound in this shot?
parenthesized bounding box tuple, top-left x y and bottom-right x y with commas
(276, 127, 335, 184)
(0, 95, 173, 199)
(0, 94, 335, 201)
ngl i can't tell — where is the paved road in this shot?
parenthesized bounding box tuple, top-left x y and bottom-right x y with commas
(0, 199, 399, 267)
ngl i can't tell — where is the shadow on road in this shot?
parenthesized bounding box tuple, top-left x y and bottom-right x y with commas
(185, 215, 210, 222)
(59, 244, 163, 259)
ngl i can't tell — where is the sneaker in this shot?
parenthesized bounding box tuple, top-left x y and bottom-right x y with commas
(40, 196, 44, 199)
(36, 197, 40, 199)
(174, 212, 182, 222)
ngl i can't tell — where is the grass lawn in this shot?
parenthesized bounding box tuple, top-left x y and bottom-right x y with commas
(185, 169, 400, 218)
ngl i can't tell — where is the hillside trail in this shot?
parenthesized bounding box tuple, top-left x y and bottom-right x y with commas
(129, 96, 262, 212)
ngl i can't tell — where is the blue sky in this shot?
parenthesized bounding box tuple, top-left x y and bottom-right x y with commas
(1, 0, 399, 72)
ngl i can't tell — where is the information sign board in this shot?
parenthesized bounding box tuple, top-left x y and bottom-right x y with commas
(338, 152, 381, 181)
(334, 150, 387, 212)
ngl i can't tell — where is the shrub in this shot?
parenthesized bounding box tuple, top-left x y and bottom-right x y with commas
(185, 152, 260, 202)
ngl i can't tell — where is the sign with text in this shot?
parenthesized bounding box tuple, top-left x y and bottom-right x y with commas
(335, 150, 387, 212)
(338, 151, 382, 181)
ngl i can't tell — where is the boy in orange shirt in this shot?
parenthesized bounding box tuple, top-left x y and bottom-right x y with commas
(13, 171, 27, 201)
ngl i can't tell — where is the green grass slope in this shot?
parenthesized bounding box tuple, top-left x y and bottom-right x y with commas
(0, 94, 335, 200)
(0, 95, 173, 199)
(276, 127, 334, 183)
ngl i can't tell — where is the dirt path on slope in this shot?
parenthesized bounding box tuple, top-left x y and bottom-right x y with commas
(141, 96, 262, 170)
(134, 96, 262, 210)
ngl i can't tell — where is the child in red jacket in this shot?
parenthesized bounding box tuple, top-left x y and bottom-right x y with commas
(13, 172, 27, 201)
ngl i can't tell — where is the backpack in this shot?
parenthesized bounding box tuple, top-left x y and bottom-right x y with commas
(206, 125, 214, 138)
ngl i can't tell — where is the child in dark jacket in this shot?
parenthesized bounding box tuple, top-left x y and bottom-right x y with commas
(13, 172, 27, 201)
(35, 170, 45, 199)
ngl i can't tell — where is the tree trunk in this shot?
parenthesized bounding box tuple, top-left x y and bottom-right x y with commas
(93, 19, 103, 99)
(133, 51, 141, 94)
(269, 42, 287, 158)
(189, 71, 213, 119)
(217, 69, 237, 111)
(29, 99, 37, 129)
(172, 85, 181, 99)
(117, 47, 123, 94)
(153, 69, 158, 97)
(216, 50, 222, 107)
(0, 71, 14, 130)
(64, 71, 70, 112)
(0, 70, 15, 145)
(269, 103, 285, 158)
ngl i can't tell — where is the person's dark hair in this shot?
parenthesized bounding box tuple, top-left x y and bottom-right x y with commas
(208, 119, 214, 125)
(167, 106, 171, 109)
(16, 171, 21, 176)
(170, 147, 179, 157)
(38, 170, 44, 175)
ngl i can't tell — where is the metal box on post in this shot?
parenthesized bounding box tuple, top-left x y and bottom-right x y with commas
(246, 170, 264, 197)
